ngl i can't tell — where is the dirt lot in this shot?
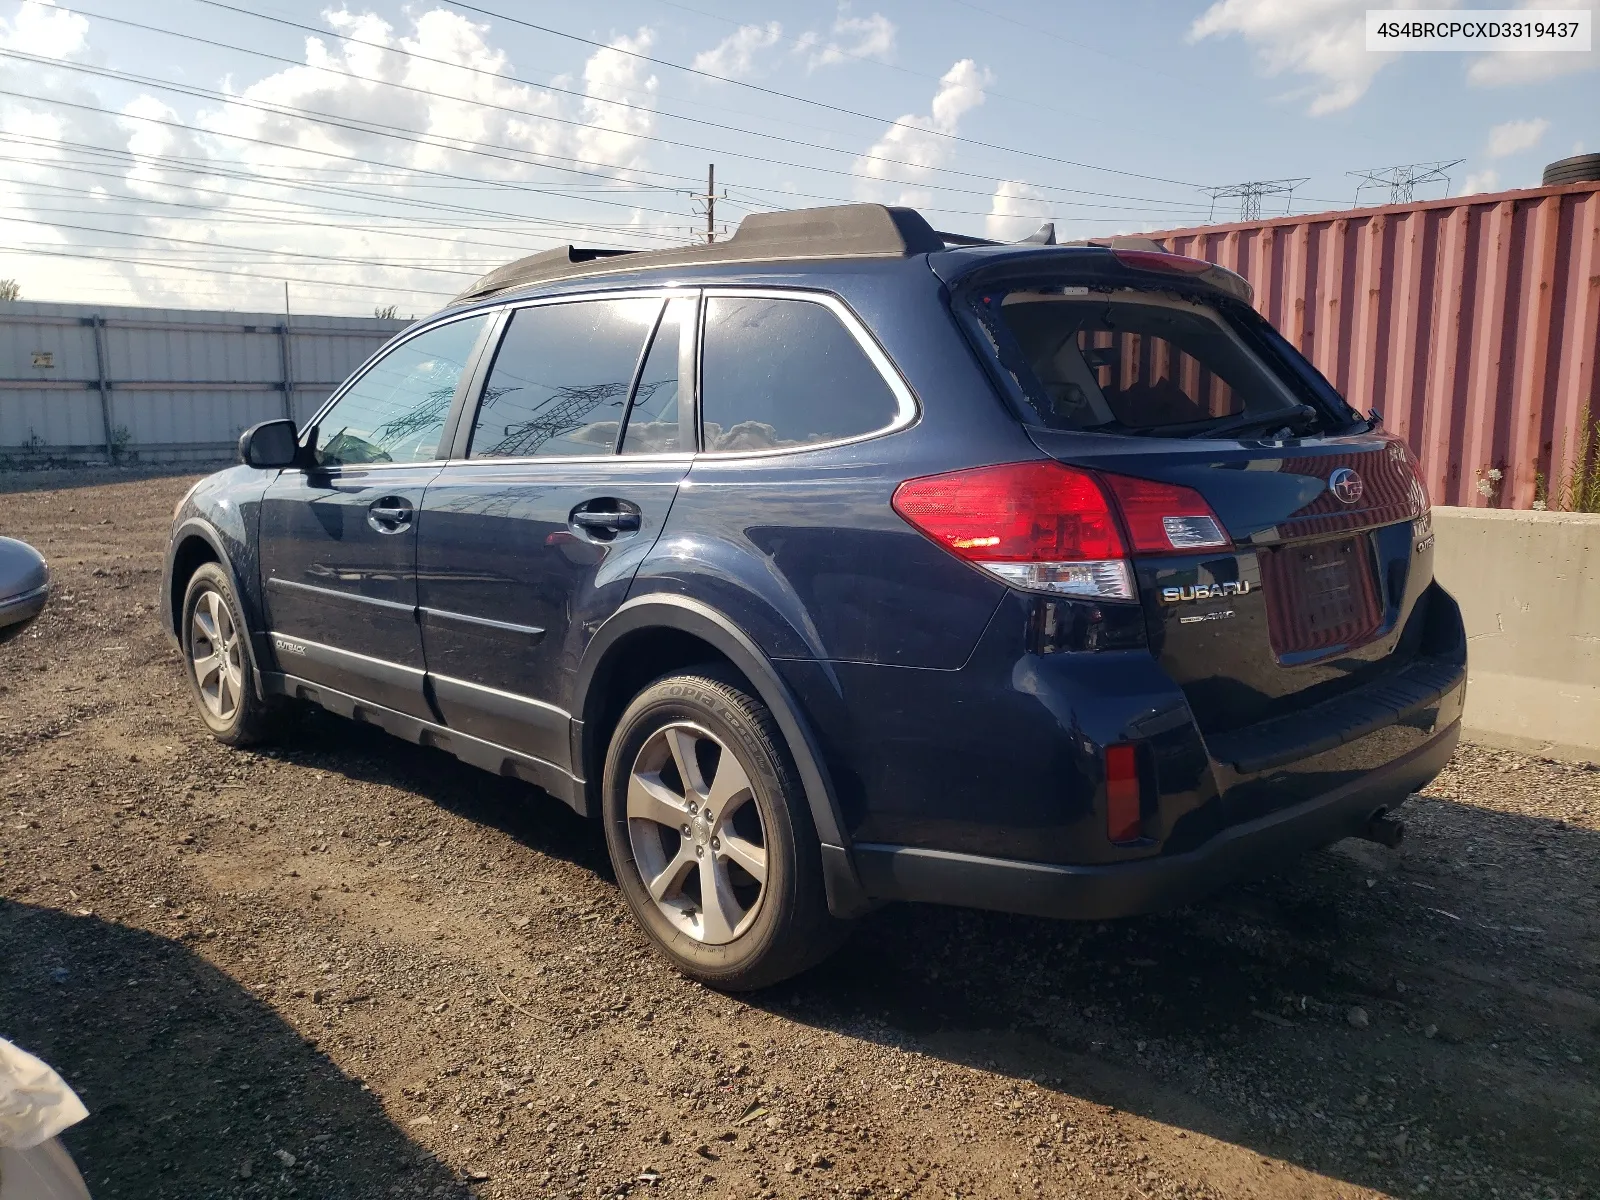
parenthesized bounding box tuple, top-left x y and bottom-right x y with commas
(1, 470, 1596, 1200)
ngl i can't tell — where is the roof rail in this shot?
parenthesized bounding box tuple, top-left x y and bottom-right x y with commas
(450, 203, 947, 303)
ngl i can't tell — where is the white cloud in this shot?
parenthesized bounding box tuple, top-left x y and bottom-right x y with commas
(691, 22, 782, 78)
(1486, 117, 1549, 158)
(985, 180, 1051, 242)
(0, 0, 88, 57)
(1461, 168, 1500, 194)
(1189, 0, 1434, 115)
(1467, 0, 1597, 85)
(0, 6, 673, 314)
(852, 59, 989, 208)
(800, 9, 896, 70)
(575, 28, 659, 172)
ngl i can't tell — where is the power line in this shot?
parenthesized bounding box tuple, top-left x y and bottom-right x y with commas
(0, 213, 481, 276)
(0, 52, 701, 224)
(0, 133, 689, 241)
(0, 187, 634, 256)
(645, 0, 1107, 126)
(0, 89, 698, 246)
(15, 6, 1210, 211)
(0, 246, 461, 296)
(0, 58, 1215, 226)
(442, 0, 1203, 187)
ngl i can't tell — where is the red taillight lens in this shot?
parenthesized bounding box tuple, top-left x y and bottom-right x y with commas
(892, 461, 1133, 600)
(1105, 743, 1143, 843)
(1100, 474, 1230, 554)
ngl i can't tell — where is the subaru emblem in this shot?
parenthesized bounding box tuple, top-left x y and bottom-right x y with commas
(1330, 467, 1364, 505)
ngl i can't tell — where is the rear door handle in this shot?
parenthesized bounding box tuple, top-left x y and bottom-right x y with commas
(368, 498, 414, 533)
(569, 499, 642, 541)
(571, 510, 641, 531)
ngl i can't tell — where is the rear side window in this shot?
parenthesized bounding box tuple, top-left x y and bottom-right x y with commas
(700, 295, 901, 453)
(620, 296, 691, 455)
(469, 298, 660, 458)
(971, 290, 1300, 436)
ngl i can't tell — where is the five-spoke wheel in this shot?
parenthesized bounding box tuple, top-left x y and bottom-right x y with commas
(627, 721, 769, 944)
(603, 672, 845, 990)
(179, 562, 293, 745)
(190, 586, 245, 723)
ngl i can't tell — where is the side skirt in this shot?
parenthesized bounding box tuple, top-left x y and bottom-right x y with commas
(261, 670, 586, 816)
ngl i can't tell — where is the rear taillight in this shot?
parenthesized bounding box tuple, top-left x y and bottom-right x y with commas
(1105, 744, 1143, 843)
(892, 461, 1231, 601)
(1100, 475, 1229, 553)
(892, 461, 1132, 600)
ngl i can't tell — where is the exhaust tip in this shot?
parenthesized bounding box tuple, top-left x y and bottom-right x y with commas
(1360, 809, 1406, 848)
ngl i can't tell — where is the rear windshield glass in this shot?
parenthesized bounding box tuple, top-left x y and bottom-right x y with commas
(969, 288, 1303, 435)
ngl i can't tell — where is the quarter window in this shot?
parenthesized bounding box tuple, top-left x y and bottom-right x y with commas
(470, 298, 661, 459)
(313, 314, 489, 468)
(699, 296, 902, 453)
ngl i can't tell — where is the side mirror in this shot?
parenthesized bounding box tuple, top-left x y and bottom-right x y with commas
(0, 536, 49, 646)
(239, 419, 302, 469)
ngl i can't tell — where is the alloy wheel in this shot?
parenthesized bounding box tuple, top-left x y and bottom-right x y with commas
(190, 588, 244, 723)
(626, 721, 768, 944)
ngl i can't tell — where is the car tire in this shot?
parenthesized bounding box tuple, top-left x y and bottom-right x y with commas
(602, 671, 847, 990)
(180, 562, 294, 746)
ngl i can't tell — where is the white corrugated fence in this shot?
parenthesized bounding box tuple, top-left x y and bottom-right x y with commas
(0, 301, 410, 465)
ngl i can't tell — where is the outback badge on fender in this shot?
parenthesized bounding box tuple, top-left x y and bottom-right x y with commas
(1161, 580, 1252, 603)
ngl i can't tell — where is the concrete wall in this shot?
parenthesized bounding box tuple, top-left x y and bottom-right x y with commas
(1432, 506, 1600, 763)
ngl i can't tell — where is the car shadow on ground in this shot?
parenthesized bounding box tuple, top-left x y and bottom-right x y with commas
(277, 713, 1600, 1198)
(0, 899, 475, 1200)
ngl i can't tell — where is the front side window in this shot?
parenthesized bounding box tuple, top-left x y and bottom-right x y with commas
(469, 298, 661, 459)
(313, 314, 489, 468)
(699, 295, 902, 453)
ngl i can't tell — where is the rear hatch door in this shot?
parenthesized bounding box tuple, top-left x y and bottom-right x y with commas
(1028, 427, 1432, 739)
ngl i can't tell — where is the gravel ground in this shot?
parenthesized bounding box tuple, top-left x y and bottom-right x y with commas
(1, 470, 1596, 1200)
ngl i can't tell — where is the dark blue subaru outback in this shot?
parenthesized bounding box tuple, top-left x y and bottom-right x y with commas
(161, 204, 1466, 989)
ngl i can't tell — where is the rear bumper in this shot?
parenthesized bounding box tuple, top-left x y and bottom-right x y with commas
(853, 718, 1458, 921)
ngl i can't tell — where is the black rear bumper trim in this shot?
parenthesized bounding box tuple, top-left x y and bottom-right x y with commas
(853, 720, 1459, 921)
(1207, 655, 1464, 775)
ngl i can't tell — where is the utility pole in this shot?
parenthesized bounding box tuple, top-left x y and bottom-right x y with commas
(706, 164, 716, 244)
(691, 164, 725, 244)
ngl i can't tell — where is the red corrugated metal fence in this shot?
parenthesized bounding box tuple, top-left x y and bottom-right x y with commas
(1138, 180, 1600, 508)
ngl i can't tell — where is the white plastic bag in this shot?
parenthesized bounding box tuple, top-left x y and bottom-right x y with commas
(0, 1038, 90, 1200)
(0, 1040, 87, 1152)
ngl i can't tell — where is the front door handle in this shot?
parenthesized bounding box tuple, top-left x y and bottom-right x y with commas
(367, 498, 414, 534)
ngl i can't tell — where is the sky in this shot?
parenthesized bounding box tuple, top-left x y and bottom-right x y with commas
(0, 0, 1594, 317)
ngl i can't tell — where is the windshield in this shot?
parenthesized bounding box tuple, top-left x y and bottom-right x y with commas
(969, 287, 1308, 437)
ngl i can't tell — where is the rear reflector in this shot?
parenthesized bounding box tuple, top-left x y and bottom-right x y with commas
(891, 461, 1134, 601)
(1100, 474, 1230, 554)
(1105, 744, 1142, 843)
